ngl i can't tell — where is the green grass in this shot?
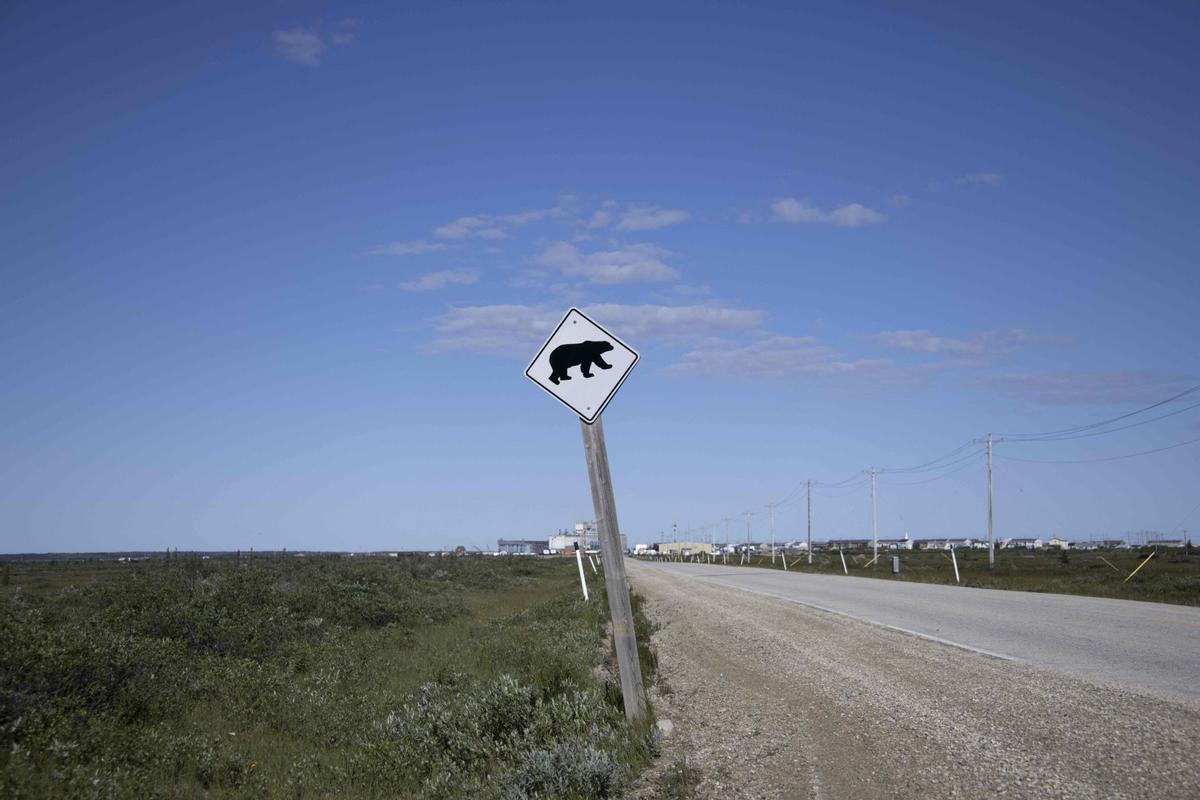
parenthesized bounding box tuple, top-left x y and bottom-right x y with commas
(653, 547, 1200, 606)
(0, 555, 658, 798)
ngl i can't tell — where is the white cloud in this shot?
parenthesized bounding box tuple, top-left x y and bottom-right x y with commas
(956, 173, 1004, 186)
(273, 20, 357, 66)
(977, 371, 1194, 405)
(872, 329, 984, 355)
(771, 198, 886, 228)
(433, 203, 570, 240)
(582, 303, 765, 342)
(369, 240, 447, 256)
(615, 206, 691, 232)
(586, 210, 612, 229)
(668, 336, 892, 379)
(433, 216, 506, 240)
(429, 303, 765, 354)
(273, 28, 328, 66)
(538, 242, 680, 284)
(399, 269, 479, 292)
(870, 328, 1072, 358)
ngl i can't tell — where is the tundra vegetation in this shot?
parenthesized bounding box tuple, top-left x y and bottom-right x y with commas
(0, 555, 658, 798)
(678, 546, 1200, 606)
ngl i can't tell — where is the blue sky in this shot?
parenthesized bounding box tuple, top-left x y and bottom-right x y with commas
(2, 0, 1198, 553)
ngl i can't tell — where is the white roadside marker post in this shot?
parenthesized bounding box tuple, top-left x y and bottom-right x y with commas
(588, 555, 598, 574)
(950, 545, 960, 583)
(574, 545, 590, 601)
(839, 548, 848, 575)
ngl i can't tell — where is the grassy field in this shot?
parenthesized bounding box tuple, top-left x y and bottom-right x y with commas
(0, 555, 658, 799)
(650, 547, 1200, 606)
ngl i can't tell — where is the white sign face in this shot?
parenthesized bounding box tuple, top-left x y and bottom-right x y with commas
(525, 308, 639, 424)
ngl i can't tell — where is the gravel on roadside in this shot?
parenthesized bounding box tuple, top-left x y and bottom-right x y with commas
(624, 560, 1200, 800)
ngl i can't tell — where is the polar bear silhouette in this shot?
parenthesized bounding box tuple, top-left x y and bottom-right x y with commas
(548, 340, 614, 385)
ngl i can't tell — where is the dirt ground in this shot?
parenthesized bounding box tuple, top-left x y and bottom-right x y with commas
(625, 561, 1200, 800)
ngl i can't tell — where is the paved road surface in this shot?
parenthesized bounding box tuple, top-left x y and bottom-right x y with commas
(624, 558, 1200, 800)
(632, 559, 1200, 704)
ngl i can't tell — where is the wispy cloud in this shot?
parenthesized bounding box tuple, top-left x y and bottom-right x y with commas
(771, 198, 886, 228)
(369, 240, 447, 256)
(615, 206, 691, 232)
(975, 371, 1195, 406)
(871, 329, 986, 355)
(429, 303, 765, 354)
(869, 328, 1071, 359)
(890, 194, 913, 208)
(399, 269, 479, 292)
(537, 242, 680, 284)
(433, 216, 507, 240)
(668, 336, 892, 379)
(273, 20, 358, 66)
(433, 202, 570, 240)
(956, 172, 1004, 186)
(273, 28, 327, 66)
(330, 19, 359, 46)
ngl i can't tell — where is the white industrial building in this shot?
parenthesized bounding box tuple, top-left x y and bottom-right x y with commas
(548, 521, 627, 553)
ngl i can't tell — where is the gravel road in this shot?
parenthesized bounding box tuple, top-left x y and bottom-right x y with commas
(625, 559, 1200, 800)
(636, 560, 1200, 704)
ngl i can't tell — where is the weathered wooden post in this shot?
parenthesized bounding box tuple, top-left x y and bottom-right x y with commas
(582, 416, 647, 719)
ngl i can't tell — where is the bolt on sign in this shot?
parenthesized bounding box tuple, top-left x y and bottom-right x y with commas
(524, 307, 639, 423)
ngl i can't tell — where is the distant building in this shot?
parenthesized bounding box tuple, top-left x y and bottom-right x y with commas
(1047, 537, 1070, 549)
(658, 541, 715, 556)
(497, 539, 546, 555)
(913, 538, 975, 550)
(876, 533, 914, 550)
(826, 539, 871, 550)
(1070, 539, 1126, 550)
(1146, 538, 1186, 548)
(554, 521, 627, 553)
(1003, 538, 1043, 550)
(549, 533, 593, 552)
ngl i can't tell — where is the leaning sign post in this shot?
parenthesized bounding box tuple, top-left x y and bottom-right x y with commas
(526, 307, 647, 720)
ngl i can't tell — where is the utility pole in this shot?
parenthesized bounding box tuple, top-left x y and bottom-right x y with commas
(768, 503, 777, 563)
(580, 416, 646, 720)
(806, 480, 813, 565)
(723, 516, 732, 551)
(974, 434, 1003, 569)
(745, 510, 755, 556)
(869, 468, 878, 562)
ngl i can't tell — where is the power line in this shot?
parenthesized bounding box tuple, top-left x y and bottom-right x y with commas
(677, 384, 1200, 548)
(996, 384, 1200, 441)
(878, 440, 980, 474)
(882, 445, 986, 474)
(1010, 400, 1200, 442)
(877, 454, 985, 486)
(996, 435, 1200, 464)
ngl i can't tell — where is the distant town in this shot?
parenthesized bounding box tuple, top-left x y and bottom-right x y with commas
(2, 524, 1188, 564)
(499, 524, 1189, 557)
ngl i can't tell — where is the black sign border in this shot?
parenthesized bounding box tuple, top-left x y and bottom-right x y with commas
(524, 307, 640, 424)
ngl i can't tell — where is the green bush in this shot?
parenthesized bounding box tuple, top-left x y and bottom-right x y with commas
(0, 555, 655, 798)
(362, 672, 644, 799)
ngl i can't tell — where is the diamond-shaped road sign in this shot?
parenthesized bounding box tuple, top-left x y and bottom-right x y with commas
(525, 308, 639, 423)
